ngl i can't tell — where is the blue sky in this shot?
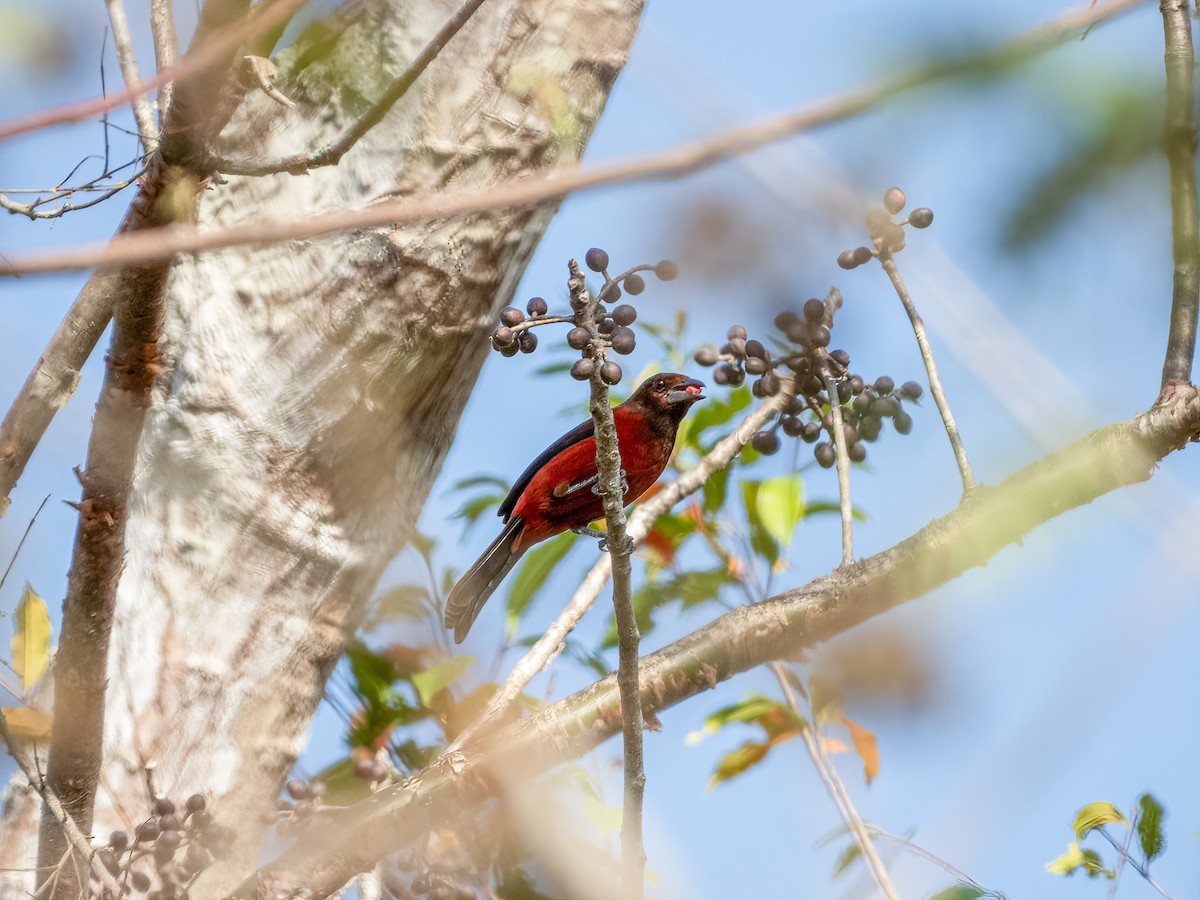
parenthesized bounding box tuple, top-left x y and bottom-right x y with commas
(2, 0, 1199, 897)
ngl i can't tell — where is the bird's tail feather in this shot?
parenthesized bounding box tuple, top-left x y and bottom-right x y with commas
(444, 516, 526, 643)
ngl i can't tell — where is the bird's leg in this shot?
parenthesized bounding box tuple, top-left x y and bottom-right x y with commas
(571, 526, 637, 555)
(590, 468, 629, 496)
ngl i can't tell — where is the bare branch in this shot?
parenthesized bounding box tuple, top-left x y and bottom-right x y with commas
(1158, 0, 1199, 393)
(104, 0, 159, 152)
(149, 0, 180, 112)
(0, 0, 1148, 277)
(821, 371, 854, 564)
(877, 253, 975, 493)
(247, 385, 1200, 896)
(36, 176, 174, 897)
(217, 0, 490, 176)
(0, 0, 307, 143)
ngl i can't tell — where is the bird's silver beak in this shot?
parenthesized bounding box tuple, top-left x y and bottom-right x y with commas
(667, 378, 706, 404)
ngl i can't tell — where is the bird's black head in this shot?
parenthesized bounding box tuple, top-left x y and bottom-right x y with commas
(625, 373, 706, 429)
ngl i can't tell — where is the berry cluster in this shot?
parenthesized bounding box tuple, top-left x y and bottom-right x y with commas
(837, 186, 933, 268)
(97, 794, 224, 898)
(488, 247, 679, 387)
(269, 777, 329, 838)
(353, 755, 391, 785)
(694, 295, 922, 466)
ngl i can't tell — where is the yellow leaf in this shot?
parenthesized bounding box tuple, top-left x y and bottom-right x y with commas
(820, 737, 850, 754)
(1046, 842, 1086, 875)
(843, 715, 880, 785)
(12, 584, 51, 692)
(1, 707, 52, 738)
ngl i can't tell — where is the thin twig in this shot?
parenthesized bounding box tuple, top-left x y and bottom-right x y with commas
(149, 0, 180, 113)
(0, 0, 308, 142)
(0, 495, 50, 594)
(0, 0, 1148, 277)
(773, 664, 899, 900)
(446, 385, 790, 753)
(821, 372, 854, 565)
(864, 827, 1000, 898)
(0, 174, 141, 220)
(0, 714, 125, 898)
(218, 0, 490, 175)
(566, 259, 646, 898)
(1097, 826, 1174, 899)
(878, 252, 975, 493)
(103, 0, 159, 152)
(1158, 0, 1199, 394)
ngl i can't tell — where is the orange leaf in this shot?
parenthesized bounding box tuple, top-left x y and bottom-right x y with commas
(843, 715, 879, 784)
(1, 707, 52, 739)
(820, 737, 849, 754)
(641, 528, 676, 566)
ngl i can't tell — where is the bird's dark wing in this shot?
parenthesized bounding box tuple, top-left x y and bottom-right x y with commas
(497, 418, 596, 521)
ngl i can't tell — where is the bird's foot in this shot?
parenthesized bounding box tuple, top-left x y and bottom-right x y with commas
(589, 469, 630, 497)
(571, 527, 636, 556)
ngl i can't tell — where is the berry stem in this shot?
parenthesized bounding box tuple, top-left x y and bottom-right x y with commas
(506, 313, 576, 333)
(877, 252, 976, 493)
(1158, 0, 1199, 396)
(821, 372, 854, 566)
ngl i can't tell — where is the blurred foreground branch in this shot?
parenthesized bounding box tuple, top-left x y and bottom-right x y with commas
(247, 386, 1200, 897)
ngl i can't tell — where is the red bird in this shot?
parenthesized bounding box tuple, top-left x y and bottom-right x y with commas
(445, 373, 705, 642)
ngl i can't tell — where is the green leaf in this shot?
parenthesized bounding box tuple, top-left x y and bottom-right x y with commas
(452, 494, 506, 526)
(754, 475, 804, 547)
(505, 533, 576, 639)
(830, 841, 862, 879)
(449, 474, 511, 493)
(700, 695, 786, 732)
(1136, 793, 1166, 863)
(803, 499, 869, 522)
(312, 757, 372, 806)
(411, 656, 474, 708)
(740, 480, 778, 565)
(702, 464, 731, 513)
(12, 584, 51, 692)
(707, 740, 770, 789)
(345, 640, 398, 708)
(601, 568, 731, 649)
(1073, 801, 1126, 841)
(928, 886, 986, 900)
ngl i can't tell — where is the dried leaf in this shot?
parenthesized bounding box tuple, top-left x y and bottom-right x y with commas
(843, 715, 879, 785)
(1, 706, 52, 738)
(12, 583, 50, 692)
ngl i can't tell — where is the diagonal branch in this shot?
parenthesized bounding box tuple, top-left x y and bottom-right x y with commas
(149, 0, 180, 113)
(1158, 0, 1199, 393)
(246, 386, 1200, 897)
(0, 0, 1148, 277)
(216, 0, 489, 176)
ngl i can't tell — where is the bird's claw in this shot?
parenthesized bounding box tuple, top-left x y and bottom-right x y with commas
(571, 527, 636, 556)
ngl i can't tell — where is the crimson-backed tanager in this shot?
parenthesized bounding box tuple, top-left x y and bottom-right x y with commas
(445, 373, 705, 642)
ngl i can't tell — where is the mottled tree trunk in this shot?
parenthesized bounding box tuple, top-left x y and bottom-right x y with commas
(0, 0, 643, 894)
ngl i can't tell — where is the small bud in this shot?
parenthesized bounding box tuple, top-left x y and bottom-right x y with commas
(883, 186, 906, 214)
(623, 273, 646, 295)
(654, 259, 679, 280)
(499, 306, 525, 327)
(585, 247, 609, 272)
(526, 296, 548, 316)
(908, 207, 934, 229)
(600, 361, 622, 385)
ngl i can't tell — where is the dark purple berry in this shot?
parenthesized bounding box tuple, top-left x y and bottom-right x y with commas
(908, 208, 934, 228)
(751, 430, 780, 455)
(800, 373, 823, 396)
(898, 380, 924, 401)
(131, 871, 151, 892)
(500, 342, 519, 358)
(136, 819, 160, 843)
(859, 416, 882, 441)
(848, 375, 865, 395)
(852, 246, 873, 265)
(600, 361, 622, 385)
(727, 324, 747, 341)
(571, 358, 595, 381)
(694, 346, 719, 366)
(612, 304, 637, 326)
(623, 274, 645, 295)
(744, 339, 766, 359)
(745, 356, 768, 375)
(593, 304, 608, 321)
(158, 829, 182, 849)
(814, 442, 836, 468)
(159, 813, 181, 833)
(567, 326, 591, 350)
(713, 364, 731, 386)
(760, 370, 780, 395)
(190, 809, 213, 830)
(810, 324, 831, 348)
(894, 410, 913, 434)
(598, 317, 616, 335)
(526, 296, 548, 316)
(518, 331, 538, 354)
(185, 794, 206, 815)
(853, 393, 874, 414)
(829, 349, 850, 368)
(154, 842, 177, 866)
(726, 365, 746, 386)
(728, 337, 747, 358)
(837, 380, 853, 403)
(849, 442, 868, 462)
(610, 327, 636, 355)
(601, 282, 623, 302)
(837, 249, 860, 270)
(110, 830, 129, 852)
(585, 248, 609, 272)
(874, 376, 895, 395)
(803, 298, 825, 324)
(97, 848, 120, 876)
(655, 259, 679, 280)
(752, 378, 766, 399)
(775, 311, 800, 332)
(492, 325, 515, 348)
(153, 798, 176, 817)
(883, 186, 906, 214)
(801, 421, 822, 443)
(781, 416, 803, 437)
(875, 396, 901, 418)
(784, 396, 805, 416)
(499, 306, 524, 327)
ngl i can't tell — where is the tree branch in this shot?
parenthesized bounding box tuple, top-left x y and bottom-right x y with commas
(1158, 0, 1199, 393)
(821, 371, 854, 564)
(104, 0, 159, 152)
(149, 0, 180, 113)
(246, 385, 1200, 897)
(36, 174, 173, 898)
(0, 0, 1148, 277)
(216, 0, 489, 176)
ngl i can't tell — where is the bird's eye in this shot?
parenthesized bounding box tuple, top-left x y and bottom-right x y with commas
(654, 379, 664, 391)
